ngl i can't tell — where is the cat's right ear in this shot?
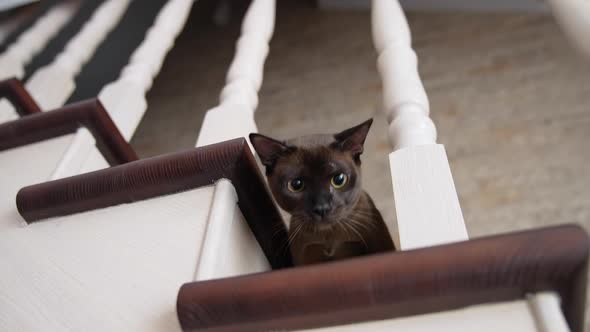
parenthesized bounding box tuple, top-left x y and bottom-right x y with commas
(249, 133, 292, 168)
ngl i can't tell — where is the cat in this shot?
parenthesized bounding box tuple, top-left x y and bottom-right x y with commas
(249, 119, 395, 266)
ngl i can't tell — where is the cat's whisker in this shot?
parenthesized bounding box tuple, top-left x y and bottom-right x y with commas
(279, 222, 301, 254)
(337, 221, 352, 239)
(284, 222, 305, 254)
(345, 217, 374, 233)
(351, 209, 375, 216)
(351, 211, 377, 219)
(270, 221, 290, 238)
(342, 219, 368, 249)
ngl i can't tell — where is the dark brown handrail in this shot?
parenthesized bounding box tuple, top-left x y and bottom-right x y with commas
(0, 77, 42, 116)
(0, 98, 137, 166)
(16, 138, 291, 269)
(177, 224, 589, 332)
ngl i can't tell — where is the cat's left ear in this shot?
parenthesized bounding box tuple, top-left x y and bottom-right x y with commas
(333, 118, 373, 157)
(249, 133, 293, 169)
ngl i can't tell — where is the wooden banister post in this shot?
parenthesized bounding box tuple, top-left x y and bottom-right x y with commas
(51, 0, 195, 179)
(99, 0, 195, 140)
(0, 1, 78, 81)
(0, 77, 41, 118)
(24, 0, 132, 110)
(196, 0, 276, 148)
(372, 0, 467, 250)
(372, 1, 572, 328)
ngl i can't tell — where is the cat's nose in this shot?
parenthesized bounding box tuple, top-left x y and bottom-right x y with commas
(312, 204, 331, 218)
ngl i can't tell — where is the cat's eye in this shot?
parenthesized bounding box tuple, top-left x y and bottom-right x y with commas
(331, 173, 348, 189)
(288, 178, 305, 192)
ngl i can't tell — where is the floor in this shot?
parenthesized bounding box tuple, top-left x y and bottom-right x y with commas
(132, 3, 590, 328)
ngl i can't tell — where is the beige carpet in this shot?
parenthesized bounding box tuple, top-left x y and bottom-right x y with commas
(134, 3, 590, 328)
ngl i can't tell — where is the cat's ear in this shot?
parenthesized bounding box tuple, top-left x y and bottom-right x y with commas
(333, 118, 373, 157)
(249, 133, 292, 168)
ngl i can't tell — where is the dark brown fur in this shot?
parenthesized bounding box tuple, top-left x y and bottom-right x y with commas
(250, 119, 395, 266)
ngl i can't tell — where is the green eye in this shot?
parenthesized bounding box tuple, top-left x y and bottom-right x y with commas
(288, 178, 305, 192)
(331, 173, 348, 189)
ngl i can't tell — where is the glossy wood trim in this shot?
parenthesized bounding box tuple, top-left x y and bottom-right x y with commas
(0, 98, 137, 164)
(16, 138, 292, 269)
(177, 224, 589, 332)
(0, 77, 41, 115)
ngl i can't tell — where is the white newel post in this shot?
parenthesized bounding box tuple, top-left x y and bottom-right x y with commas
(195, 0, 275, 148)
(51, 0, 195, 179)
(372, 1, 568, 329)
(24, 0, 132, 110)
(372, 0, 467, 250)
(0, 1, 78, 81)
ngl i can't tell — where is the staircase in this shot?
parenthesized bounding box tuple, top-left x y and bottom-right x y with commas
(0, 1, 588, 331)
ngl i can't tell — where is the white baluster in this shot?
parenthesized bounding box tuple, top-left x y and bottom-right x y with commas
(372, 0, 434, 150)
(0, 1, 78, 80)
(51, 0, 195, 179)
(372, 0, 467, 250)
(24, 0, 132, 110)
(2, 0, 131, 176)
(0, 2, 78, 122)
(196, 0, 275, 147)
(546, 0, 590, 58)
(373, 3, 567, 327)
(99, 0, 194, 140)
(193, 0, 276, 280)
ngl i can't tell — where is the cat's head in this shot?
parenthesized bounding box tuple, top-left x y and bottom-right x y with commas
(249, 119, 373, 225)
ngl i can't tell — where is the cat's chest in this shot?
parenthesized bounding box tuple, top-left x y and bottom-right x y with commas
(294, 226, 366, 259)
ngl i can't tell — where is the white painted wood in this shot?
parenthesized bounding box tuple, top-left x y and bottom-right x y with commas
(372, 1, 568, 329)
(0, 1, 78, 122)
(195, 179, 269, 281)
(388, 144, 467, 248)
(372, 0, 434, 150)
(48, 127, 96, 179)
(24, 0, 131, 110)
(527, 292, 570, 332)
(196, 0, 275, 147)
(192, 0, 277, 285)
(1, 0, 130, 171)
(100, 0, 194, 140)
(547, 0, 590, 58)
(0, 136, 260, 331)
(0, 102, 18, 123)
(0, 1, 77, 80)
(76, 145, 109, 175)
(0, 187, 214, 332)
(51, 0, 195, 179)
(303, 299, 539, 332)
(0, 134, 75, 226)
(162, 0, 279, 296)
(372, 0, 465, 250)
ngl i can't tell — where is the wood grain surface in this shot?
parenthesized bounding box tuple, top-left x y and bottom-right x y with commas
(0, 98, 137, 164)
(16, 137, 292, 269)
(177, 224, 588, 332)
(0, 77, 41, 115)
